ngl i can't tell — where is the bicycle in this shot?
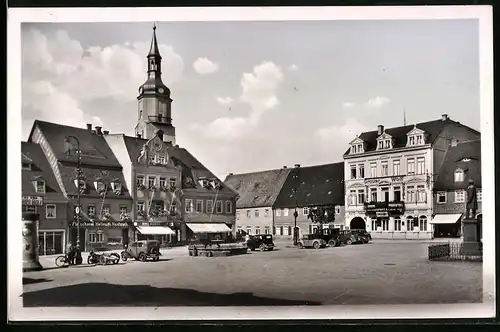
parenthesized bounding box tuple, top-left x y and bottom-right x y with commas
(55, 254, 71, 268)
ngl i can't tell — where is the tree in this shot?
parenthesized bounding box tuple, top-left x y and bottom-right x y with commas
(307, 205, 336, 234)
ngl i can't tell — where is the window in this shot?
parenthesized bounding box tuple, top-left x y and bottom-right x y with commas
(406, 186, 415, 203)
(246, 226, 252, 235)
(102, 205, 110, 215)
(276, 209, 281, 217)
(407, 158, 415, 174)
(264, 209, 270, 218)
(236, 211, 240, 220)
(169, 178, 176, 188)
(394, 217, 402, 231)
(246, 209, 251, 218)
(437, 192, 447, 204)
(196, 200, 203, 213)
(216, 201, 223, 213)
(136, 175, 145, 186)
(184, 199, 193, 213)
(417, 185, 426, 203)
(417, 157, 425, 174)
(22, 205, 36, 213)
(407, 216, 415, 230)
(139, 110, 143, 119)
(288, 226, 292, 235)
(419, 216, 428, 231)
(381, 161, 388, 176)
(148, 176, 156, 188)
(45, 204, 56, 219)
(254, 210, 260, 218)
(35, 180, 46, 193)
(89, 233, 105, 243)
(349, 190, 357, 206)
(255, 227, 261, 235)
(384, 140, 390, 149)
(393, 160, 400, 176)
(370, 163, 377, 178)
(158, 155, 165, 164)
(394, 186, 401, 202)
(303, 207, 309, 216)
(206, 200, 214, 214)
(137, 201, 145, 212)
(119, 205, 128, 214)
(22, 162, 31, 170)
(378, 141, 384, 149)
(148, 155, 156, 164)
(350, 166, 357, 179)
(359, 165, 365, 178)
(170, 201, 177, 214)
(283, 208, 289, 217)
(409, 136, 415, 146)
(351, 145, 357, 154)
(88, 204, 96, 217)
(225, 201, 232, 214)
(455, 190, 465, 203)
(381, 187, 389, 202)
(370, 187, 377, 202)
(159, 177, 166, 188)
(454, 169, 464, 182)
(477, 189, 482, 202)
(382, 219, 389, 231)
(265, 226, 270, 234)
(357, 189, 365, 204)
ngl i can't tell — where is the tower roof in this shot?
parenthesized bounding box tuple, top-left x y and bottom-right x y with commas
(148, 23, 161, 58)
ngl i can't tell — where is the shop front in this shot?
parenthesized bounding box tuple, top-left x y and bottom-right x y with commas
(69, 220, 130, 252)
(430, 213, 462, 238)
(364, 201, 405, 239)
(38, 230, 65, 256)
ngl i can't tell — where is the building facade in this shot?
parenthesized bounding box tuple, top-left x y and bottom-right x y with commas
(27, 121, 134, 252)
(273, 163, 345, 239)
(432, 139, 482, 239)
(224, 168, 291, 237)
(343, 114, 481, 240)
(22, 142, 69, 256)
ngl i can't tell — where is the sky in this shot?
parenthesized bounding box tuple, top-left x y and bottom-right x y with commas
(21, 19, 480, 180)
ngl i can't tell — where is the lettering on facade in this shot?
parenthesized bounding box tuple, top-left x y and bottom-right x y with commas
(440, 203, 466, 214)
(364, 201, 405, 217)
(70, 221, 128, 228)
(22, 196, 44, 206)
(364, 176, 404, 186)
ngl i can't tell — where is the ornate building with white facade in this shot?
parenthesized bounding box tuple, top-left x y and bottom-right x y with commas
(343, 114, 480, 240)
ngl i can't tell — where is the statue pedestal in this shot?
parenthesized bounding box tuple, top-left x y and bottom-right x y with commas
(462, 218, 481, 255)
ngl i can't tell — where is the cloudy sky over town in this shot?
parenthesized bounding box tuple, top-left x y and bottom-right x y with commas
(21, 19, 480, 179)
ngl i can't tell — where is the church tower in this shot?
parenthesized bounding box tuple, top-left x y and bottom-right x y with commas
(135, 24, 176, 144)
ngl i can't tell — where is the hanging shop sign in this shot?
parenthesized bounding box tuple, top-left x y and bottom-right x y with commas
(364, 201, 405, 217)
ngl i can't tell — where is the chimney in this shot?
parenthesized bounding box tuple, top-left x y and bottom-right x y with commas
(137, 133, 142, 139)
(95, 126, 102, 135)
(86, 123, 92, 131)
(228, 173, 234, 176)
(377, 125, 384, 135)
(283, 166, 288, 169)
(442, 114, 448, 121)
(103, 130, 109, 135)
(451, 138, 459, 147)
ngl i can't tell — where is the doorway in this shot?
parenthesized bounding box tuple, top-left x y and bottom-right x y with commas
(350, 217, 366, 230)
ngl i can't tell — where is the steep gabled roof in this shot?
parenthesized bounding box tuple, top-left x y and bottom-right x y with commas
(273, 162, 345, 208)
(21, 142, 64, 197)
(29, 120, 122, 168)
(434, 140, 482, 191)
(343, 118, 480, 156)
(224, 168, 292, 209)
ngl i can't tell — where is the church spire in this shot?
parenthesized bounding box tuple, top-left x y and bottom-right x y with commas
(148, 23, 161, 58)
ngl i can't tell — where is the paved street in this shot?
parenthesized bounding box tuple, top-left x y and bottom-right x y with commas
(22, 240, 482, 306)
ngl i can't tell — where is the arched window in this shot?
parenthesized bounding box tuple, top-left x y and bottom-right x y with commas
(139, 110, 143, 120)
(419, 215, 427, 232)
(454, 169, 464, 182)
(406, 216, 414, 231)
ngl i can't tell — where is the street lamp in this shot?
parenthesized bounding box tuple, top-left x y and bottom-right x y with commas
(65, 135, 82, 244)
(293, 163, 301, 246)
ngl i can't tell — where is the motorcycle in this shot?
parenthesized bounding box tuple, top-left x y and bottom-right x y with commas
(88, 251, 120, 265)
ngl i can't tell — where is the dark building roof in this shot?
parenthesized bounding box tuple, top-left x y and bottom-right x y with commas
(28, 120, 122, 169)
(273, 162, 345, 209)
(434, 140, 482, 191)
(122, 135, 234, 195)
(343, 117, 480, 156)
(224, 168, 291, 209)
(21, 142, 65, 199)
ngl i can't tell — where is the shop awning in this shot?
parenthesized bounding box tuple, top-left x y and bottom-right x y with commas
(186, 223, 231, 234)
(136, 226, 175, 235)
(430, 214, 462, 224)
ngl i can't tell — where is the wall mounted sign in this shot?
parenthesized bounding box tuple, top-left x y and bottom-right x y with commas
(22, 196, 43, 206)
(364, 201, 405, 217)
(70, 221, 128, 228)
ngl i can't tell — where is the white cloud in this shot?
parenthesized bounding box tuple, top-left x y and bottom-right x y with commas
(365, 96, 391, 109)
(193, 57, 219, 75)
(215, 96, 234, 105)
(21, 28, 184, 135)
(315, 118, 369, 144)
(192, 61, 284, 140)
(342, 102, 355, 108)
(288, 64, 299, 71)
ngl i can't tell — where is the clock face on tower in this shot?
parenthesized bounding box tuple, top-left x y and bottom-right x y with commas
(153, 141, 163, 152)
(158, 88, 164, 94)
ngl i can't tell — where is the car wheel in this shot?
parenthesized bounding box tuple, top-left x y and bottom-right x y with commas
(297, 242, 304, 249)
(87, 256, 93, 265)
(259, 243, 266, 252)
(328, 239, 337, 247)
(121, 254, 128, 262)
(346, 239, 353, 245)
(313, 241, 321, 249)
(139, 253, 146, 262)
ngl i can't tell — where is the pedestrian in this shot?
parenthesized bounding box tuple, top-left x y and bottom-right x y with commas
(75, 240, 83, 265)
(66, 241, 74, 265)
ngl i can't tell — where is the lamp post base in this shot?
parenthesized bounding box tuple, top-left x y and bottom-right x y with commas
(23, 260, 43, 272)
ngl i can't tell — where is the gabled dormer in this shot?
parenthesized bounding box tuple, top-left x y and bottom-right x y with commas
(376, 131, 394, 150)
(349, 136, 365, 154)
(93, 177, 107, 196)
(406, 125, 427, 147)
(32, 176, 46, 193)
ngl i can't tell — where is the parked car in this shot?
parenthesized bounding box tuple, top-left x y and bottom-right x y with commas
(351, 229, 371, 243)
(296, 234, 327, 249)
(123, 240, 161, 262)
(311, 228, 342, 247)
(247, 234, 275, 252)
(339, 230, 363, 245)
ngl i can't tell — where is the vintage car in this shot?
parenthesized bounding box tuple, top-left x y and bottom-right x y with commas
(296, 234, 327, 249)
(247, 234, 275, 252)
(339, 230, 364, 245)
(351, 229, 372, 243)
(313, 228, 343, 247)
(123, 240, 161, 262)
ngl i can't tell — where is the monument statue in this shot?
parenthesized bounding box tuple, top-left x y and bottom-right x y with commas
(466, 179, 478, 219)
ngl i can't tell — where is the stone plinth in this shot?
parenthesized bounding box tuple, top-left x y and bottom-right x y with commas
(462, 218, 481, 255)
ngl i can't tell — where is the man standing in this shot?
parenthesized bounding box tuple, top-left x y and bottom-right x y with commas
(466, 179, 478, 219)
(66, 241, 74, 265)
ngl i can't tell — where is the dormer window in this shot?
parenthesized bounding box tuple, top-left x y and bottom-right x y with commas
(158, 155, 166, 164)
(377, 139, 392, 150)
(406, 126, 427, 147)
(349, 137, 365, 154)
(22, 162, 31, 170)
(454, 169, 464, 182)
(111, 181, 122, 192)
(34, 180, 46, 193)
(416, 135, 423, 145)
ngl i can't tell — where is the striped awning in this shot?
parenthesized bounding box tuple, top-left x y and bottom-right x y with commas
(186, 223, 232, 234)
(136, 226, 175, 235)
(430, 214, 462, 224)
